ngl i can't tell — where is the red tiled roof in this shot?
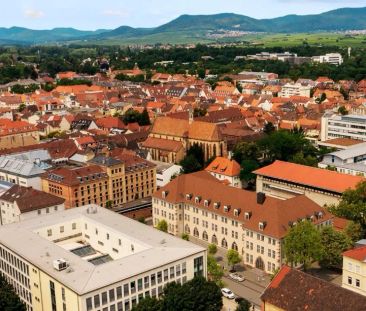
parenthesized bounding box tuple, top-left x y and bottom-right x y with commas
(254, 160, 364, 194)
(343, 246, 366, 261)
(205, 157, 241, 177)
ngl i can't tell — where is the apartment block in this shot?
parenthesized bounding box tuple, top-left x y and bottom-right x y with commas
(278, 83, 312, 98)
(152, 171, 333, 274)
(0, 205, 206, 311)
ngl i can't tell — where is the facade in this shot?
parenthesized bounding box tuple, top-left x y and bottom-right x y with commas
(0, 184, 65, 225)
(0, 205, 206, 311)
(261, 266, 366, 311)
(42, 155, 156, 209)
(205, 156, 242, 188)
(342, 246, 366, 296)
(152, 171, 333, 274)
(321, 113, 366, 142)
(278, 83, 311, 98)
(318, 142, 366, 177)
(142, 115, 227, 164)
(254, 160, 364, 206)
(312, 53, 344, 66)
(154, 161, 182, 188)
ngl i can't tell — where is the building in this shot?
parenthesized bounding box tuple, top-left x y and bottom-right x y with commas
(254, 160, 364, 206)
(142, 115, 227, 164)
(278, 83, 312, 98)
(0, 150, 52, 190)
(42, 155, 156, 209)
(152, 171, 334, 274)
(0, 185, 65, 225)
(0, 205, 206, 311)
(261, 266, 366, 311)
(342, 246, 366, 296)
(321, 113, 366, 142)
(205, 156, 242, 188)
(0, 119, 39, 150)
(318, 142, 366, 177)
(154, 161, 182, 188)
(312, 53, 344, 66)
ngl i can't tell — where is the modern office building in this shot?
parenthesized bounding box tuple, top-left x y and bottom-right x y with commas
(312, 53, 344, 66)
(0, 205, 206, 311)
(278, 83, 312, 98)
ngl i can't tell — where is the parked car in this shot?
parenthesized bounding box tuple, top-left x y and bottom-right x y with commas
(229, 272, 245, 282)
(221, 288, 235, 299)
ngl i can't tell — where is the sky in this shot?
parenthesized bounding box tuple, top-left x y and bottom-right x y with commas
(5, 0, 366, 30)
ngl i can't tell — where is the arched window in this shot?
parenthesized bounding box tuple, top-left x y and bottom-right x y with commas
(231, 242, 238, 251)
(212, 234, 218, 245)
(185, 224, 190, 234)
(202, 231, 208, 241)
(221, 238, 228, 249)
(255, 257, 265, 270)
(193, 227, 199, 237)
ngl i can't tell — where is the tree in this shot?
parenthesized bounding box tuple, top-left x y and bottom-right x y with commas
(162, 277, 222, 311)
(208, 243, 217, 255)
(240, 159, 260, 186)
(132, 296, 162, 311)
(139, 108, 151, 126)
(233, 142, 260, 164)
(18, 103, 26, 112)
(263, 122, 276, 135)
(180, 154, 202, 174)
(0, 274, 26, 311)
(338, 106, 348, 115)
(181, 233, 189, 241)
(137, 217, 146, 224)
(284, 221, 323, 270)
(156, 219, 168, 232)
(105, 201, 113, 209)
(235, 299, 251, 311)
(207, 255, 224, 285)
(329, 181, 366, 231)
(227, 249, 241, 271)
(345, 221, 364, 244)
(319, 226, 352, 268)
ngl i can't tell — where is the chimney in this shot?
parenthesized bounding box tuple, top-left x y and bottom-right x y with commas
(257, 192, 266, 205)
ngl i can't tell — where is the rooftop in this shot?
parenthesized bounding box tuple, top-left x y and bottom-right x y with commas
(0, 205, 204, 295)
(343, 246, 366, 262)
(254, 160, 364, 194)
(205, 156, 241, 177)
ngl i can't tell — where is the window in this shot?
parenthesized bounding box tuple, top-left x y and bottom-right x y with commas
(109, 289, 115, 302)
(151, 273, 156, 286)
(47, 229, 52, 237)
(348, 277, 352, 285)
(123, 284, 129, 296)
(194, 256, 204, 277)
(60, 226, 64, 233)
(101, 292, 108, 305)
(356, 279, 360, 287)
(138, 278, 143, 291)
(94, 295, 100, 308)
(131, 281, 136, 294)
(72, 223, 76, 230)
(86, 298, 93, 311)
(116, 286, 122, 299)
(164, 269, 169, 281)
(182, 262, 186, 274)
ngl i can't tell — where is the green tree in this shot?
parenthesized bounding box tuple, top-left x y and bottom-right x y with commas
(338, 106, 348, 115)
(345, 221, 364, 244)
(319, 226, 352, 268)
(181, 233, 189, 241)
(263, 122, 276, 135)
(329, 181, 366, 231)
(139, 108, 151, 126)
(233, 142, 260, 164)
(156, 219, 168, 232)
(284, 221, 323, 270)
(240, 159, 260, 185)
(207, 255, 224, 285)
(227, 249, 241, 271)
(132, 296, 162, 311)
(123, 108, 141, 125)
(0, 274, 26, 311)
(180, 154, 202, 174)
(162, 277, 222, 311)
(105, 201, 113, 209)
(235, 299, 251, 311)
(208, 243, 217, 255)
(18, 103, 26, 112)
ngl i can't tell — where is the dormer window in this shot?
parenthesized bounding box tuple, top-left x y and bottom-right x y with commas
(245, 211, 252, 220)
(162, 191, 169, 198)
(234, 208, 241, 217)
(213, 202, 220, 209)
(224, 205, 231, 212)
(195, 196, 201, 203)
(259, 221, 267, 231)
(204, 199, 210, 207)
(318, 211, 323, 219)
(186, 194, 192, 200)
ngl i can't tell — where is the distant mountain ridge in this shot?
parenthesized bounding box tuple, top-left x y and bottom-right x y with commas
(2, 7, 366, 44)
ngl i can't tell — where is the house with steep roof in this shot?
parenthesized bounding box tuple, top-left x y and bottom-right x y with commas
(254, 160, 364, 206)
(205, 156, 242, 188)
(342, 246, 366, 296)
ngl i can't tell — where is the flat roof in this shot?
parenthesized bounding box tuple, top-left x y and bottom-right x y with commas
(0, 205, 204, 295)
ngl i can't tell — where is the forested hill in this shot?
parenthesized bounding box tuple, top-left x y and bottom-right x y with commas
(2, 7, 366, 44)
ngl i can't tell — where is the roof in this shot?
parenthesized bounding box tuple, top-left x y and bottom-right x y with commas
(0, 185, 65, 213)
(343, 246, 366, 262)
(151, 117, 189, 137)
(205, 157, 241, 177)
(254, 160, 364, 194)
(0, 205, 204, 295)
(327, 142, 366, 160)
(154, 171, 332, 239)
(142, 137, 184, 153)
(261, 266, 366, 311)
(321, 138, 365, 147)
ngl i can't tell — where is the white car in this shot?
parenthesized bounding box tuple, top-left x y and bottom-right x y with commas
(229, 272, 245, 282)
(221, 288, 235, 299)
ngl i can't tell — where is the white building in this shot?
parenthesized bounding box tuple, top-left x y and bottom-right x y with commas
(318, 142, 366, 176)
(205, 156, 242, 188)
(312, 53, 343, 66)
(0, 184, 65, 225)
(278, 83, 312, 98)
(321, 113, 366, 142)
(0, 205, 206, 311)
(154, 161, 182, 188)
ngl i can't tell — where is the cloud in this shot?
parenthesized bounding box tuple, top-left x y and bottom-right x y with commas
(103, 9, 130, 18)
(24, 9, 44, 19)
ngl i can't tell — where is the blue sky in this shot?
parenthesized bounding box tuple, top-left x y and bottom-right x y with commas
(6, 0, 366, 30)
